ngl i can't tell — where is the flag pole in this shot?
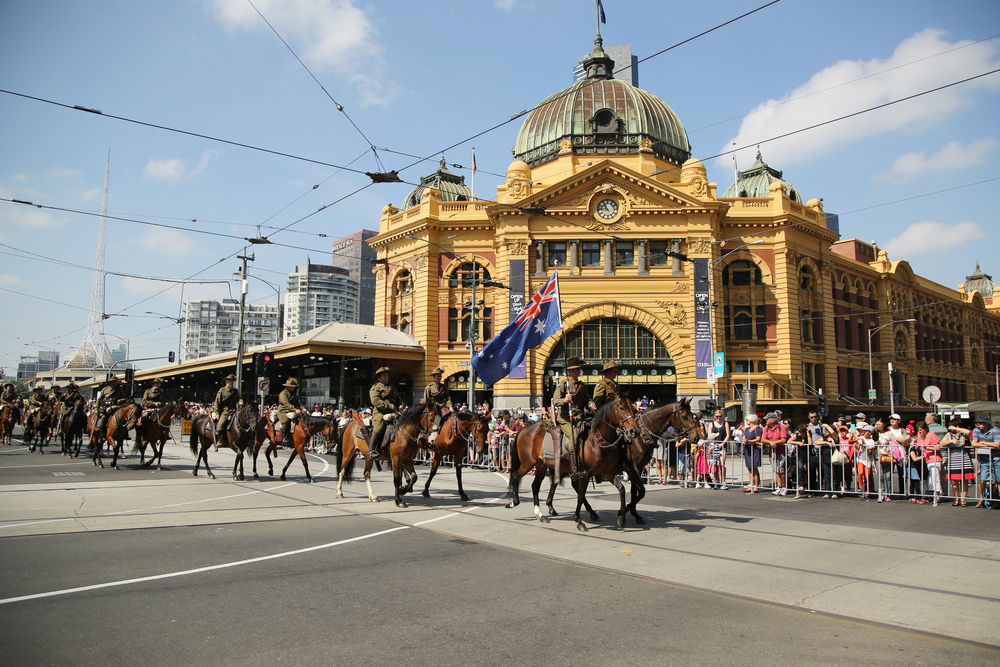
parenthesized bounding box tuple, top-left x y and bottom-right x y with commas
(471, 147, 476, 200)
(554, 271, 578, 473)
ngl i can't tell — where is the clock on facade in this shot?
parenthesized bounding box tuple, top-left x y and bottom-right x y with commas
(596, 198, 619, 220)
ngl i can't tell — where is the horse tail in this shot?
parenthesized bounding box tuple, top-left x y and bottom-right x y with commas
(339, 424, 356, 483)
(189, 417, 200, 456)
(502, 433, 521, 500)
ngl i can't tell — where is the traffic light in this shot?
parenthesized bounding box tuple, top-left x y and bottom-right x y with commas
(252, 352, 263, 375)
(124, 368, 135, 386)
(818, 392, 829, 417)
(262, 352, 273, 375)
(168, 351, 175, 363)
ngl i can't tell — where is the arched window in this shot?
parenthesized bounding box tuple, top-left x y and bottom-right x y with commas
(552, 318, 670, 364)
(447, 263, 490, 288)
(722, 260, 763, 286)
(722, 257, 769, 342)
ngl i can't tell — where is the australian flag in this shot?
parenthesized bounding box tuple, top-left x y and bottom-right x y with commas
(472, 272, 563, 386)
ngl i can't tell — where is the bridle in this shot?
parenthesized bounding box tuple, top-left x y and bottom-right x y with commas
(590, 398, 640, 450)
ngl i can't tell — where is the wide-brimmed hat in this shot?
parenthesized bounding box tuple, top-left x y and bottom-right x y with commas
(152, 377, 165, 384)
(374, 366, 391, 378)
(66, 382, 78, 390)
(601, 360, 622, 372)
(32, 385, 45, 391)
(283, 377, 299, 387)
(223, 374, 237, 381)
(106, 376, 120, 383)
(565, 356, 583, 370)
(431, 366, 445, 376)
(51, 385, 61, 391)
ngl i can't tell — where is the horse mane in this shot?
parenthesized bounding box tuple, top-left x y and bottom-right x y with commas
(400, 402, 426, 423)
(455, 410, 476, 421)
(594, 397, 629, 424)
(304, 414, 334, 428)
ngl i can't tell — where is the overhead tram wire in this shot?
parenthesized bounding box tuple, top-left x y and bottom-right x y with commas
(247, 0, 385, 173)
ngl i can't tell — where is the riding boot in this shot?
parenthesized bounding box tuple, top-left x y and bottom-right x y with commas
(367, 429, 381, 460)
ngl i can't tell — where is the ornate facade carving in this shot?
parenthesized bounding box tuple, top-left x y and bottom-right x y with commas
(669, 282, 689, 293)
(505, 164, 532, 201)
(414, 253, 428, 269)
(687, 238, 712, 255)
(505, 241, 529, 255)
(558, 139, 573, 155)
(657, 301, 688, 327)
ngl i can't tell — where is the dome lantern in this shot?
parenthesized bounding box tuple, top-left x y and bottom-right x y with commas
(402, 154, 477, 209)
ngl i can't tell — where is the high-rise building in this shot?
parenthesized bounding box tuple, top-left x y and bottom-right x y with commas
(284, 264, 359, 337)
(573, 43, 637, 86)
(183, 299, 282, 359)
(17, 351, 59, 382)
(330, 230, 377, 325)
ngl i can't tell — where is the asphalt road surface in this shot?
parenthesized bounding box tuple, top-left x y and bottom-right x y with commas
(1, 426, 998, 666)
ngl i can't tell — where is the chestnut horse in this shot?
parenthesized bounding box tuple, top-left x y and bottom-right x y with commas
(25, 399, 55, 452)
(252, 412, 280, 478)
(277, 415, 338, 482)
(131, 401, 188, 469)
(420, 411, 490, 502)
(105, 404, 140, 469)
(505, 395, 639, 530)
(335, 410, 381, 502)
(1, 402, 21, 446)
(620, 399, 703, 525)
(188, 403, 259, 480)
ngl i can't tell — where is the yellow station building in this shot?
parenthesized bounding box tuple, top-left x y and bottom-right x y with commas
(369, 36, 1000, 417)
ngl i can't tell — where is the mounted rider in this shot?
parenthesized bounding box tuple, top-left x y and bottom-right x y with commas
(551, 356, 594, 477)
(367, 366, 401, 460)
(61, 382, 86, 420)
(26, 386, 46, 423)
(212, 374, 242, 447)
(46, 384, 63, 405)
(98, 376, 132, 435)
(276, 377, 305, 448)
(136, 378, 166, 432)
(1, 382, 18, 407)
(423, 366, 451, 446)
(591, 360, 622, 412)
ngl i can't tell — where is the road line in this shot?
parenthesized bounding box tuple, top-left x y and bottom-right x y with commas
(0, 461, 92, 469)
(0, 518, 76, 529)
(0, 524, 411, 606)
(0, 449, 29, 455)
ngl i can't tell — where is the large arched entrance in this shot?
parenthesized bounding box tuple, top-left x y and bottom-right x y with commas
(444, 371, 493, 410)
(545, 317, 677, 406)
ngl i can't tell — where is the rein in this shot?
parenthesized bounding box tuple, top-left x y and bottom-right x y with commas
(591, 400, 637, 451)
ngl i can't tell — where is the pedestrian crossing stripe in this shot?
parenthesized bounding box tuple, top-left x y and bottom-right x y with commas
(50, 471, 86, 477)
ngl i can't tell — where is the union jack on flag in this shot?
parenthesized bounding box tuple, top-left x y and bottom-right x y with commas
(471, 272, 563, 386)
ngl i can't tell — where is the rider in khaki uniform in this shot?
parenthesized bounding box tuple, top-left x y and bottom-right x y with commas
(276, 378, 305, 447)
(1, 383, 17, 406)
(591, 360, 621, 412)
(137, 378, 166, 430)
(368, 366, 401, 460)
(212, 374, 242, 446)
(61, 382, 85, 419)
(98, 376, 132, 434)
(423, 366, 451, 446)
(551, 356, 593, 475)
(46, 385, 62, 405)
(26, 386, 46, 423)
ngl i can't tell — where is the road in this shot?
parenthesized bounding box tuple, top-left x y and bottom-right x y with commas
(0, 425, 998, 666)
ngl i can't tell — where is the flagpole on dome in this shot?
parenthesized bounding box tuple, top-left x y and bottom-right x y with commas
(471, 147, 476, 200)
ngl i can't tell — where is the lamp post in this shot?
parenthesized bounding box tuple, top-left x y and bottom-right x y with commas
(704, 239, 765, 404)
(246, 274, 287, 342)
(868, 319, 916, 405)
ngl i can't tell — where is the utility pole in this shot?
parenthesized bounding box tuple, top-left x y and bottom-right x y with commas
(234, 250, 254, 394)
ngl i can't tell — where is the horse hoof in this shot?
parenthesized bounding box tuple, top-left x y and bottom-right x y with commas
(576, 522, 589, 532)
(538, 515, 550, 524)
(238, 475, 244, 481)
(395, 500, 408, 508)
(421, 490, 430, 498)
(280, 475, 287, 481)
(192, 471, 198, 477)
(634, 516, 646, 525)
(307, 478, 314, 484)
(617, 518, 626, 529)
(548, 508, 558, 517)
(336, 492, 344, 499)
(209, 474, 216, 480)
(589, 513, 600, 522)
(370, 497, 379, 503)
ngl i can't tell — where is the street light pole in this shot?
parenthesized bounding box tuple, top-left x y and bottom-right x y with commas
(235, 250, 254, 394)
(868, 319, 916, 405)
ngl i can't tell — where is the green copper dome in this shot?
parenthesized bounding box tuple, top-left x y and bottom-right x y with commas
(965, 263, 994, 297)
(722, 150, 803, 203)
(512, 37, 690, 168)
(402, 155, 478, 209)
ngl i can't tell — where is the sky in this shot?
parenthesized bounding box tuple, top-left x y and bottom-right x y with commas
(1, 0, 998, 376)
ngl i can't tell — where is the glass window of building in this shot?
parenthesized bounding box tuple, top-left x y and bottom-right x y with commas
(581, 242, 601, 267)
(615, 241, 634, 267)
(548, 242, 567, 267)
(648, 241, 669, 266)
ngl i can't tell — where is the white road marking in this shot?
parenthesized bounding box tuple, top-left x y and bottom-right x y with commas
(0, 524, 411, 606)
(0, 448, 30, 455)
(0, 461, 91, 469)
(0, 518, 76, 529)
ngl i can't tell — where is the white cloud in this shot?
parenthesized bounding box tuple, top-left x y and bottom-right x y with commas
(878, 138, 996, 182)
(883, 220, 988, 257)
(79, 188, 102, 202)
(130, 227, 198, 256)
(143, 157, 187, 182)
(719, 29, 1000, 169)
(0, 274, 29, 287)
(1, 203, 65, 229)
(207, 0, 395, 106)
(495, 0, 518, 9)
(46, 166, 81, 180)
(190, 149, 221, 177)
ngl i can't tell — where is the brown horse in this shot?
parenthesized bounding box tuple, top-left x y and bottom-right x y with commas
(25, 399, 55, 452)
(420, 411, 490, 502)
(621, 398, 702, 525)
(252, 412, 280, 478)
(60, 404, 88, 458)
(335, 410, 381, 502)
(505, 395, 639, 530)
(105, 404, 140, 469)
(87, 410, 106, 465)
(277, 415, 338, 482)
(131, 401, 188, 469)
(189, 403, 260, 480)
(1, 402, 21, 446)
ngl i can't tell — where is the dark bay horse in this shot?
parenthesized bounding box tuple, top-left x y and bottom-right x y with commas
(277, 415, 338, 482)
(335, 411, 380, 502)
(421, 411, 489, 502)
(252, 412, 280, 478)
(621, 398, 702, 524)
(105, 404, 140, 469)
(131, 401, 187, 469)
(87, 411, 106, 465)
(60, 405, 88, 458)
(1, 402, 21, 446)
(189, 404, 259, 480)
(25, 399, 55, 452)
(505, 396, 639, 529)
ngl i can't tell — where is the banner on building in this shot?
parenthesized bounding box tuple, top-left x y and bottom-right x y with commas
(507, 260, 527, 379)
(694, 258, 711, 379)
